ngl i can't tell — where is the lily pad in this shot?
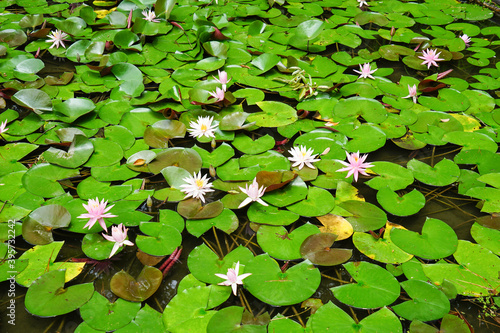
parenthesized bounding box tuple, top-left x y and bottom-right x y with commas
(110, 266, 163, 302)
(376, 188, 426, 216)
(25, 269, 94, 317)
(300, 233, 352, 266)
(365, 161, 414, 191)
(247, 204, 300, 226)
(186, 208, 239, 237)
(22, 204, 71, 245)
(246, 101, 298, 127)
(135, 222, 182, 256)
(407, 158, 460, 186)
(338, 200, 387, 232)
(287, 186, 335, 217)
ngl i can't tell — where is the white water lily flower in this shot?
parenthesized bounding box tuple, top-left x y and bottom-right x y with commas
(238, 178, 268, 209)
(47, 29, 69, 49)
(0, 120, 8, 135)
(142, 8, 160, 22)
(215, 261, 252, 296)
(180, 172, 214, 203)
(188, 116, 218, 139)
(102, 223, 134, 258)
(357, 0, 368, 7)
(288, 145, 320, 170)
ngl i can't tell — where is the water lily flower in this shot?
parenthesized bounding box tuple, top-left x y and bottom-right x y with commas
(288, 145, 321, 170)
(402, 84, 418, 103)
(460, 34, 471, 46)
(46, 29, 69, 49)
(357, 0, 368, 7)
(102, 224, 134, 258)
(142, 8, 160, 22)
(337, 151, 374, 182)
(213, 70, 231, 91)
(354, 63, 377, 80)
(0, 120, 8, 135)
(418, 49, 444, 69)
(238, 178, 268, 209)
(188, 116, 218, 139)
(180, 172, 214, 203)
(209, 87, 225, 102)
(215, 261, 252, 296)
(78, 198, 117, 232)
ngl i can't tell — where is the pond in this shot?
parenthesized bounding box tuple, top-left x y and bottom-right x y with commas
(1, 0, 500, 332)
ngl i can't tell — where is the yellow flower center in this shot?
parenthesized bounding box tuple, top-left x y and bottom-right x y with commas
(200, 124, 208, 131)
(195, 179, 204, 188)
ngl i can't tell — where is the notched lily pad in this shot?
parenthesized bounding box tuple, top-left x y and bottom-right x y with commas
(300, 233, 352, 266)
(110, 266, 163, 302)
(22, 204, 71, 245)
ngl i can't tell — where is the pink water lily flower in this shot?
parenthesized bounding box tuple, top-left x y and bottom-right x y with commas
(402, 84, 418, 103)
(238, 178, 268, 209)
(460, 34, 471, 46)
(180, 172, 214, 203)
(215, 261, 252, 296)
(213, 70, 231, 91)
(78, 198, 117, 232)
(47, 29, 69, 49)
(209, 87, 225, 102)
(0, 120, 8, 135)
(142, 8, 160, 22)
(102, 223, 134, 258)
(354, 63, 377, 80)
(337, 151, 374, 182)
(418, 49, 444, 69)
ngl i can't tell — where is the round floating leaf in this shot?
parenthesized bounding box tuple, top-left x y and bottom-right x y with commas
(135, 222, 181, 256)
(365, 161, 414, 191)
(206, 306, 267, 333)
(391, 218, 458, 260)
(77, 176, 132, 202)
(353, 223, 413, 264)
(188, 244, 254, 285)
(316, 214, 353, 241)
(419, 88, 470, 112)
(161, 166, 191, 189)
(22, 204, 71, 245)
(247, 204, 299, 226)
(287, 186, 335, 217)
(84, 138, 123, 167)
(126, 150, 156, 173)
(309, 303, 402, 333)
(148, 148, 202, 174)
(82, 233, 117, 260)
(471, 222, 500, 255)
(110, 266, 163, 302)
(232, 133, 275, 155)
(80, 291, 141, 331)
(331, 261, 400, 309)
(177, 199, 224, 220)
(379, 44, 415, 61)
(344, 124, 387, 153)
(444, 131, 498, 153)
(333, 97, 387, 124)
(257, 223, 320, 260)
(246, 101, 298, 127)
(193, 143, 234, 168)
(338, 200, 387, 232)
(262, 177, 308, 207)
(244, 255, 321, 306)
(300, 233, 352, 266)
(407, 158, 460, 186)
(186, 208, 239, 237)
(454, 240, 500, 286)
(392, 280, 450, 322)
(53, 98, 95, 122)
(12, 88, 52, 114)
(22, 163, 80, 198)
(111, 63, 145, 98)
(25, 270, 94, 317)
(16, 241, 85, 287)
(376, 188, 426, 216)
(144, 120, 187, 148)
(43, 135, 94, 168)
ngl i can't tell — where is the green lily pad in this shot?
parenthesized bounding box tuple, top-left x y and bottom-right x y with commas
(80, 291, 141, 330)
(257, 223, 320, 260)
(186, 208, 239, 237)
(144, 120, 187, 148)
(333, 96, 387, 124)
(466, 187, 500, 213)
(407, 158, 460, 186)
(353, 223, 414, 264)
(25, 269, 94, 317)
(365, 161, 414, 191)
(244, 255, 321, 306)
(192, 143, 234, 168)
(454, 240, 500, 287)
(187, 244, 254, 285)
(308, 303, 402, 333)
(471, 222, 500, 255)
(148, 148, 202, 175)
(177, 199, 224, 220)
(110, 266, 163, 302)
(338, 200, 387, 232)
(232, 133, 275, 155)
(22, 204, 71, 245)
(419, 88, 471, 112)
(77, 176, 132, 202)
(16, 241, 85, 287)
(53, 98, 95, 122)
(331, 261, 400, 309)
(42, 135, 94, 168)
(287, 186, 335, 217)
(390, 218, 458, 260)
(84, 138, 123, 167)
(22, 163, 79, 198)
(376, 188, 426, 216)
(206, 306, 267, 333)
(81, 233, 118, 260)
(443, 131, 498, 153)
(392, 279, 450, 322)
(135, 222, 182, 256)
(246, 101, 298, 127)
(12, 88, 52, 114)
(247, 203, 300, 226)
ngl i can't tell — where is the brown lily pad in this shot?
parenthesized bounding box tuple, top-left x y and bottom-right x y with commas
(110, 266, 162, 302)
(177, 198, 224, 220)
(300, 233, 352, 266)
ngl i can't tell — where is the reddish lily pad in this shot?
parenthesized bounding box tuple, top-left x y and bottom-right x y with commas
(300, 233, 352, 266)
(110, 266, 163, 302)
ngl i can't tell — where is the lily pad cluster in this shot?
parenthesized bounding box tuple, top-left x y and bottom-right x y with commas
(1, 0, 500, 331)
